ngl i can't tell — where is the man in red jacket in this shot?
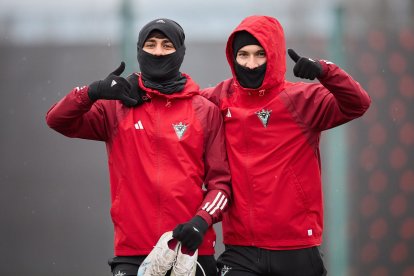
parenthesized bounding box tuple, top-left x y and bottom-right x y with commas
(198, 16, 370, 275)
(46, 18, 231, 276)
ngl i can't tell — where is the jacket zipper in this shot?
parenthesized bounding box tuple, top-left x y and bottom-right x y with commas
(155, 101, 162, 235)
(244, 108, 256, 245)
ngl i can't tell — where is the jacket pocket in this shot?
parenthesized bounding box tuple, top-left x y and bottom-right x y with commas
(109, 179, 124, 222)
(287, 166, 310, 211)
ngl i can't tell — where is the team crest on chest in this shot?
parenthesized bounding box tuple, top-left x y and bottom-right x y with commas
(255, 109, 272, 128)
(172, 122, 188, 140)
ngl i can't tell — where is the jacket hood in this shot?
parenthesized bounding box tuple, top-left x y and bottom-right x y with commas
(226, 15, 286, 93)
(138, 73, 200, 100)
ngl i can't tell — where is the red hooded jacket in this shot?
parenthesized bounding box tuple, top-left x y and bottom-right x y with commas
(46, 73, 231, 256)
(201, 16, 370, 249)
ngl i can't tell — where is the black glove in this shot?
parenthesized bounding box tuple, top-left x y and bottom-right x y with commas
(88, 62, 137, 106)
(172, 216, 209, 252)
(288, 49, 323, 80)
(124, 73, 149, 107)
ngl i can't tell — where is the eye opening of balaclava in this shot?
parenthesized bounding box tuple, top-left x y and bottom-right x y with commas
(144, 30, 171, 45)
(137, 18, 187, 93)
(232, 31, 267, 89)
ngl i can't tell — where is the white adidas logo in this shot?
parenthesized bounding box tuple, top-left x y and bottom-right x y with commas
(134, 120, 144, 130)
(111, 80, 117, 87)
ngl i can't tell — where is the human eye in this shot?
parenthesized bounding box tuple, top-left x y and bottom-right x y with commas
(143, 42, 155, 48)
(237, 52, 248, 58)
(161, 39, 174, 49)
(164, 42, 175, 49)
(257, 50, 266, 57)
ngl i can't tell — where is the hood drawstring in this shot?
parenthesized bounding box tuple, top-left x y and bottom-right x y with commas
(165, 99, 172, 108)
(233, 82, 267, 96)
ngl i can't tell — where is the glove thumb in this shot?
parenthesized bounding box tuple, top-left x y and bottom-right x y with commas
(287, 49, 301, 63)
(109, 62, 126, 77)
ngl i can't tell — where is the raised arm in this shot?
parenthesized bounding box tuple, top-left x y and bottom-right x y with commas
(46, 62, 136, 141)
(285, 49, 371, 130)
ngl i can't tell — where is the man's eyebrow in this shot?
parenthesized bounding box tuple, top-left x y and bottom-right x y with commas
(145, 38, 172, 43)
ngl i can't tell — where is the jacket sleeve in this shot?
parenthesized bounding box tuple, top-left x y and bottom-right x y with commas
(195, 102, 232, 227)
(200, 79, 233, 106)
(200, 87, 220, 106)
(45, 86, 109, 141)
(285, 60, 371, 131)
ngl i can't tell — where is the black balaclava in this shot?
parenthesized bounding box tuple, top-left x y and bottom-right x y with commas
(137, 18, 186, 94)
(233, 31, 266, 89)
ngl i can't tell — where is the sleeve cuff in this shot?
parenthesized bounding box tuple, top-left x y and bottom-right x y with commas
(318, 60, 331, 79)
(196, 210, 213, 227)
(74, 86, 94, 106)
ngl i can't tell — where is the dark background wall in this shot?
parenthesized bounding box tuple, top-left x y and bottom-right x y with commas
(346, 29, 414, 276)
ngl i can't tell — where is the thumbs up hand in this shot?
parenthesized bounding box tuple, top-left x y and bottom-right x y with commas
(88, 62, 138, 106)
(288, 49, 322, 80)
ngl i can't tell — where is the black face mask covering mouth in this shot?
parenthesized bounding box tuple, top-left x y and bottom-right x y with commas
(138, 46, 185, 83)
(234, 61, 267, 89)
